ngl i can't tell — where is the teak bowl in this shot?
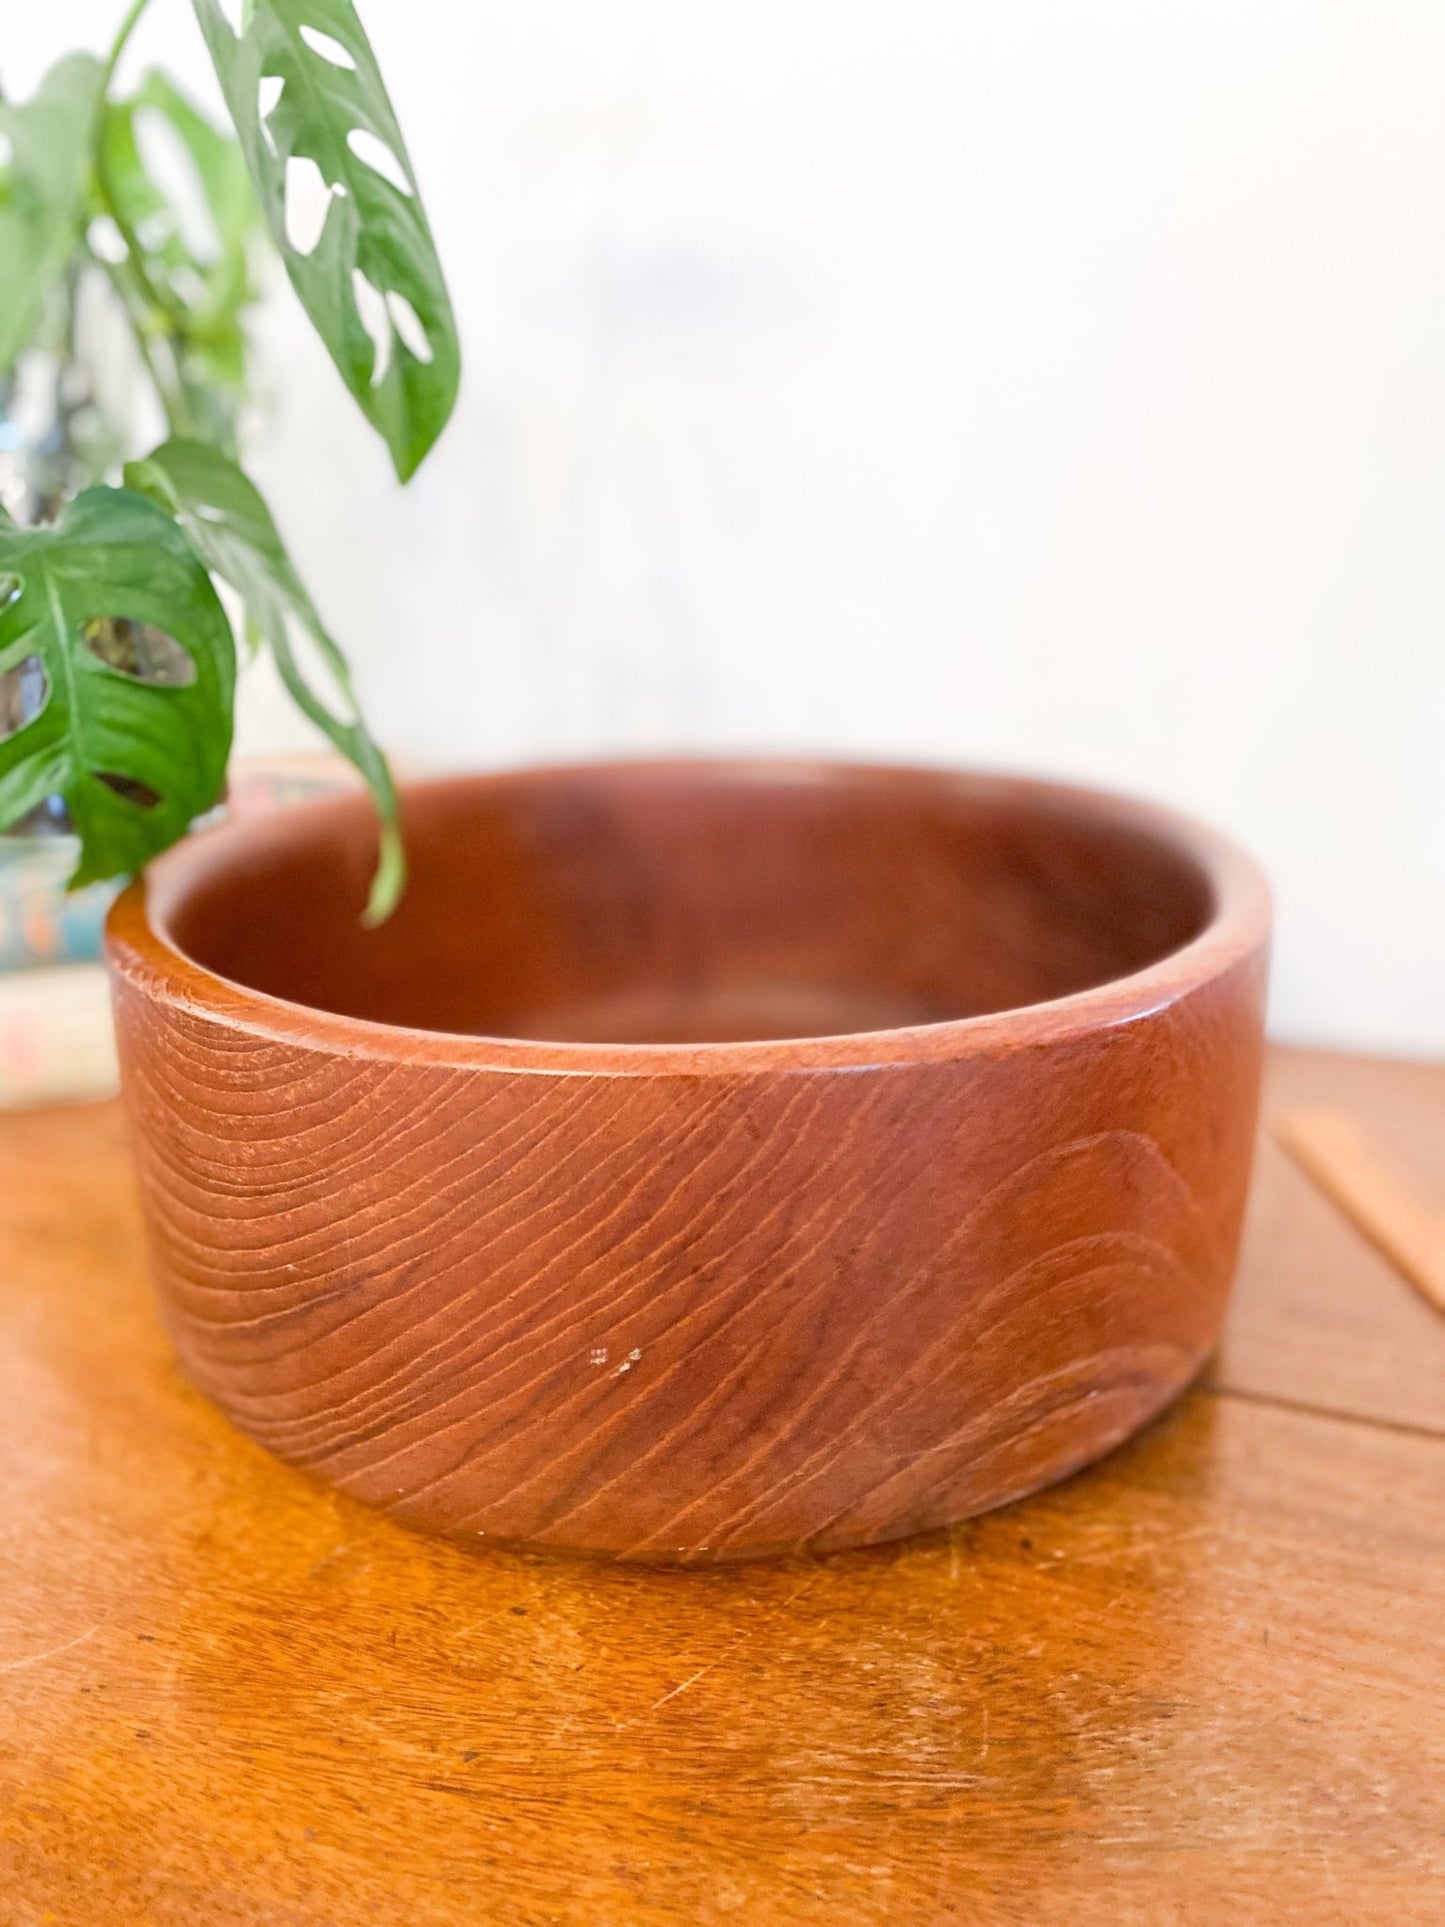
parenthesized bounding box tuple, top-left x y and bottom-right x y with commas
(106, 760, 1271, 1563)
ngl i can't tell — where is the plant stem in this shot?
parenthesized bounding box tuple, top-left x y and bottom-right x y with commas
(91, 0, 207, 440)
(97, 254, 198, 436)
(94, 0, 185, 338)
(94, 154, 184, 335)
(101, 0, 156, 95)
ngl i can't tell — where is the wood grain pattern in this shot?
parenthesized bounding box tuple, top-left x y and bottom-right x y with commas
(104, 761, 1271, 1560)
(0, 1055, 1442, 1924)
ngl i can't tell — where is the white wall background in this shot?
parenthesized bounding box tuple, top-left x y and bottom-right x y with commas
(11, 2, 1445, 1054)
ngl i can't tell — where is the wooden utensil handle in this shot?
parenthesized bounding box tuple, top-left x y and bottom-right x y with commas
(1275, 1108, 1445, 1315)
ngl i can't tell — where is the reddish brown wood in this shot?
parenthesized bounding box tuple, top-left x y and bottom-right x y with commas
(104, 760, 1271, 1561)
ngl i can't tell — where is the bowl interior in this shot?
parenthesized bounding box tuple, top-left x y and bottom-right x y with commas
(157, 767, 1216, 1046)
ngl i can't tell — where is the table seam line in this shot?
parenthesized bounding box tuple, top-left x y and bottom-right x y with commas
(1202, 1379, 1445, 1444)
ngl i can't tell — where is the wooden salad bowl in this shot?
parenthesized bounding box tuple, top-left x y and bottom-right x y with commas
(105, 760, 1271, 1563)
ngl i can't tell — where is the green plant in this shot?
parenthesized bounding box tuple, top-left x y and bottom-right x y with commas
(0, 0, 459, 919)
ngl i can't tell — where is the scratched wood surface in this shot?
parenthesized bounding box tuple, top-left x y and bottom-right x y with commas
(1, 1045, 1442, 1926)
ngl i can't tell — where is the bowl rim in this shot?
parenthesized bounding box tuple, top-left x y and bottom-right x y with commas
(105, 757, 1272, 1077)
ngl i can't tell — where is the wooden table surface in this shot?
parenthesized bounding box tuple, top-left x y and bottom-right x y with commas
(1, 1046, 1441, 1926)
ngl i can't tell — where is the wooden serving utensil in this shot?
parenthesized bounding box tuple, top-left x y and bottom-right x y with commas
(1275, 1108, 1445, 1316)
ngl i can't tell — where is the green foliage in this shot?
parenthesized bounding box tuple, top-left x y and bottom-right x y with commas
(0, 0, 459, 910)
(0, 55, 106, 375)
(125, 436, 403, 921)
(0, 488, 235, 884)
(192, 0, 460, 482)
(98, 70, 260, 431)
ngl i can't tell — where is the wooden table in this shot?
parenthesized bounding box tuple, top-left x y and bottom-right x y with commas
(1, 1046, 1441, 1925)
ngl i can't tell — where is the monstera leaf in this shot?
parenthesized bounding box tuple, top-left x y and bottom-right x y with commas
(98, 70, 261, 404)
(0, 490, 235, 887)
(0, 54, 106, 374)
(191, 0, 459, 480)
(125, 436, 403, 920)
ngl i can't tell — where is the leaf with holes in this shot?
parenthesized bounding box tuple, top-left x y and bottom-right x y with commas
(0, 54, 106, 375)
(125, 435, 404, 920)
(0, 489, 235, 888)
(190, 0, 459, 480)
(99, 69, 262, 401)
